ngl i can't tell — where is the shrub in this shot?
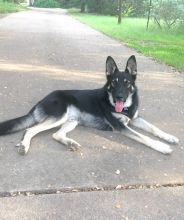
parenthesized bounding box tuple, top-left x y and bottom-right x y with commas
(86, 0, 118, 15)
(152, 0, 184, 29)
(0, 0, 25, 13)
(34, 0, 60, 8)
(59, 0, 81, 8)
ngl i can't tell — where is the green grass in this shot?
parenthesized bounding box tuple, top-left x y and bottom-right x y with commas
(70, 10, 184, 72)
(0, 0, 26, 13)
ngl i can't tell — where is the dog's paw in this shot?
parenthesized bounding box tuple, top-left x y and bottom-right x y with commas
(154, 141, 173, 154)
(69, 141, 81, 152)
(163, 135, 179, 145)
(16, 143, 28, 155)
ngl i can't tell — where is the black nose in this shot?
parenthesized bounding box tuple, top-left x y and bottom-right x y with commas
(116, 96, 126, 102)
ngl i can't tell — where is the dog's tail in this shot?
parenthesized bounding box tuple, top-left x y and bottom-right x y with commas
(0, 107, 46, 136)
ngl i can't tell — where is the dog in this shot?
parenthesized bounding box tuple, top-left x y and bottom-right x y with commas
(0, 55, 179, 155)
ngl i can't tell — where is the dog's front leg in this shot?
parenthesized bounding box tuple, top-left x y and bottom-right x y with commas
(112, 113, 173, 154)
(130, 117, 179, 144)
(122, 125, 173, 154)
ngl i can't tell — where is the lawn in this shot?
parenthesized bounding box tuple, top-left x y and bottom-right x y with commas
(0, 0, 26, 13)
(70, 10, 184, 72)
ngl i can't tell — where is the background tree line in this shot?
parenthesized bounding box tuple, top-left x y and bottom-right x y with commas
(61, 0, 147, 16)
(5, 0, 183, 29)
(59, 0, 183, 28)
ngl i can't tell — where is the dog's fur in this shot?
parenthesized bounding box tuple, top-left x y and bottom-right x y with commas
(0, 55, 179, 155)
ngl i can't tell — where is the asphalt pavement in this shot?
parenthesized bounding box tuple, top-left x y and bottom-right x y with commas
(0, 8, 183, 220)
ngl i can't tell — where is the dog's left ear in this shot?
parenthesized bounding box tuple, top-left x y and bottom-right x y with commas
(106, 56, 118, 79)
(125, 55, 137, 80)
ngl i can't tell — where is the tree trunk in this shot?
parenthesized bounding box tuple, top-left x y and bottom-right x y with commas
(146, 0, 152, 30)
(118, 0, 122, 24)
(81, 0, 86, 13)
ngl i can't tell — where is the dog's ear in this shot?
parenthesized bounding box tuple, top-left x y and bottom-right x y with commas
(106, 56, 118, 79)
(125, 55, 137, 80)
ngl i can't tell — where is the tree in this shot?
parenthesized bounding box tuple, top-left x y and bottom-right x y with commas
(118, 0, 122, 24)
(85, 0, 118, 15)
(121, 0, 148, 17)
(152, 0, 184, 29)
(80, 0, 86, 12)
(146, 0, 152, 30)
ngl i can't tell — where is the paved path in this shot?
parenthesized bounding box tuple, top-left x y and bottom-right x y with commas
(0, 8, 183, 219)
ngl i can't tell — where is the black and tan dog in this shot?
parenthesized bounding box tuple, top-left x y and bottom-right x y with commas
(0, 56, 179, 155)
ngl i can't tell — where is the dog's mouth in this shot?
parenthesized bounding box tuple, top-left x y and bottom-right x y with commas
(115, 100, 124, 113)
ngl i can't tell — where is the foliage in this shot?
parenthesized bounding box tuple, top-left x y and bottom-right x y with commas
(84, 0, 149, 16)
(121, 3, 135, 17)
(70, 11, 184, 71)
(33, 0, 60, 8)
(0, 0, 26, 13)
(2, 0, 19, 3)
(152, 0, 184, 29)
(85, 0, 118, 15)
(58, 0, 184, 21)
(60, 0, 118, 15)
(59, 0, 81, 8)
(84, 0, 148, 16)
(122, 0, 148, 17)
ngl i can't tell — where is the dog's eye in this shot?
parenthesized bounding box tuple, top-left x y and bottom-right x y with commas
(111, 78, 118, 87)
(124, 79, 130, 86)
(124, 79, 129, 84)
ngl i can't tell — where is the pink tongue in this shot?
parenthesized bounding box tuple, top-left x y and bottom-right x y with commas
(115, 101, 124, 112)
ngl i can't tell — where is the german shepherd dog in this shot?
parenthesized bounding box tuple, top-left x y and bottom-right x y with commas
(0, 56, 179, 155)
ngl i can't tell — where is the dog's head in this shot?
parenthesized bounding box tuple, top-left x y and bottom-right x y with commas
(105, 55, 137, 112)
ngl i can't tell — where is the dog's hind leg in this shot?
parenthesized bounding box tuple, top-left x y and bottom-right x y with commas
(16, 115, 68, 155)
(122, 125, 173, 154)
(52, 120, 80, 151)
(130, 117, 179, 144)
